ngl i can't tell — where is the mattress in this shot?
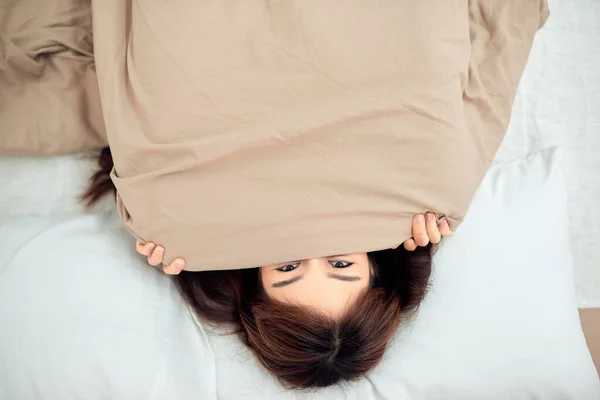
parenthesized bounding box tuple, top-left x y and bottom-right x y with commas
(493, 0, 600, 307)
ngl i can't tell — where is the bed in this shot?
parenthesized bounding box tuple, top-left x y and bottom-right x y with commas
(0, 0, 599, 398)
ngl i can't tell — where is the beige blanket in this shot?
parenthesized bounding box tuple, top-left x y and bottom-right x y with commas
(0, 0, 107, 154)
(1, 0, 548, 271)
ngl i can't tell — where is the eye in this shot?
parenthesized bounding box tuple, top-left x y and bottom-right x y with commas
(330, 261, 354, 268)
(277, 263, 300, 272)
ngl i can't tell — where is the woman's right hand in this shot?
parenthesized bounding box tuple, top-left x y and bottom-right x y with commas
(402, 213, 454, 251)
(135, 240, 186, 275)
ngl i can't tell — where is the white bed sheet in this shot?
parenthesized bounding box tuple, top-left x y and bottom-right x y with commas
(494, 0, 600, 307)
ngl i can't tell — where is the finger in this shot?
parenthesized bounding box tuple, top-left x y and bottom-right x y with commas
(163, 258, 185, 275)
(135, 240, 145, 254)
(148, 246, 165, 266)
(138, 242, 156, 256)
(412, 214, 429, 247)
(403, 239, 417, 251)
(439, 220, 455, 237)
(426, 213, 442, 244)
(136, 240, 154, 255)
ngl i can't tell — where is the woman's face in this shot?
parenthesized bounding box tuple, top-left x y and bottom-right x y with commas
(260, 253, 371, 317)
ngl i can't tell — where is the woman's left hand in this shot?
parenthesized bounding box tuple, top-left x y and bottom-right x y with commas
(135, 240, 186, 275)
(402, 212, 454, 251)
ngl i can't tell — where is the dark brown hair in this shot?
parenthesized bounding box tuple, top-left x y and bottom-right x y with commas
(83, 147, 434, 389)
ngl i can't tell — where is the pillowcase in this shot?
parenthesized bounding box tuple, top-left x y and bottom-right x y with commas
(0, 212, 217, 399)
(368, 147, 600, 399)
(1, 147, 597, 399)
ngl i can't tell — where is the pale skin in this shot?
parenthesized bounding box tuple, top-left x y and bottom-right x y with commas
(136, 212, 453, 316)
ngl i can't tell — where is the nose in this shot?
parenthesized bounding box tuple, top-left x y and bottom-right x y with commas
(304, 257, 329, 269)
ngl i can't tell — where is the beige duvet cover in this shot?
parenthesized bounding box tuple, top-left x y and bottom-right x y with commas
(581, 309, 600, 376)
(1, 0, 548, 271)
(0, 0, 107, 154)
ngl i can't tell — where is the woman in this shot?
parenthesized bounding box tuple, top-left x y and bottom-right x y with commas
(83, 152, 453, 388)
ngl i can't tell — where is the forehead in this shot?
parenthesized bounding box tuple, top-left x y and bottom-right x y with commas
(262, 264, 370, 316)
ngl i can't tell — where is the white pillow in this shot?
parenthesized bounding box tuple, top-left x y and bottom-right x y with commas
(0, 148, 598, 399)
(369, 147, 600, 399)
(0, 213, 218, 399)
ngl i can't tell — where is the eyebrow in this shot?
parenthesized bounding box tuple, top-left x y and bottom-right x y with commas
(271, 274, 362, 288)
(327, 273, 362, 282)
(272, 275, 304, 288)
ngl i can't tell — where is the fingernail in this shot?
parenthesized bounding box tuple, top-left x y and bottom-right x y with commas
(416, 214, 424, 222)
(174, 260, 185, 268)
(156, 246, 164, 253)
(427, 213, 434, 222)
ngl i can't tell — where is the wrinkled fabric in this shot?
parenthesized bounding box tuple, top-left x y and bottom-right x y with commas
(93, 0, 547, 271)
(1, 0, 548, 271)
(0, 0, 107, 154)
